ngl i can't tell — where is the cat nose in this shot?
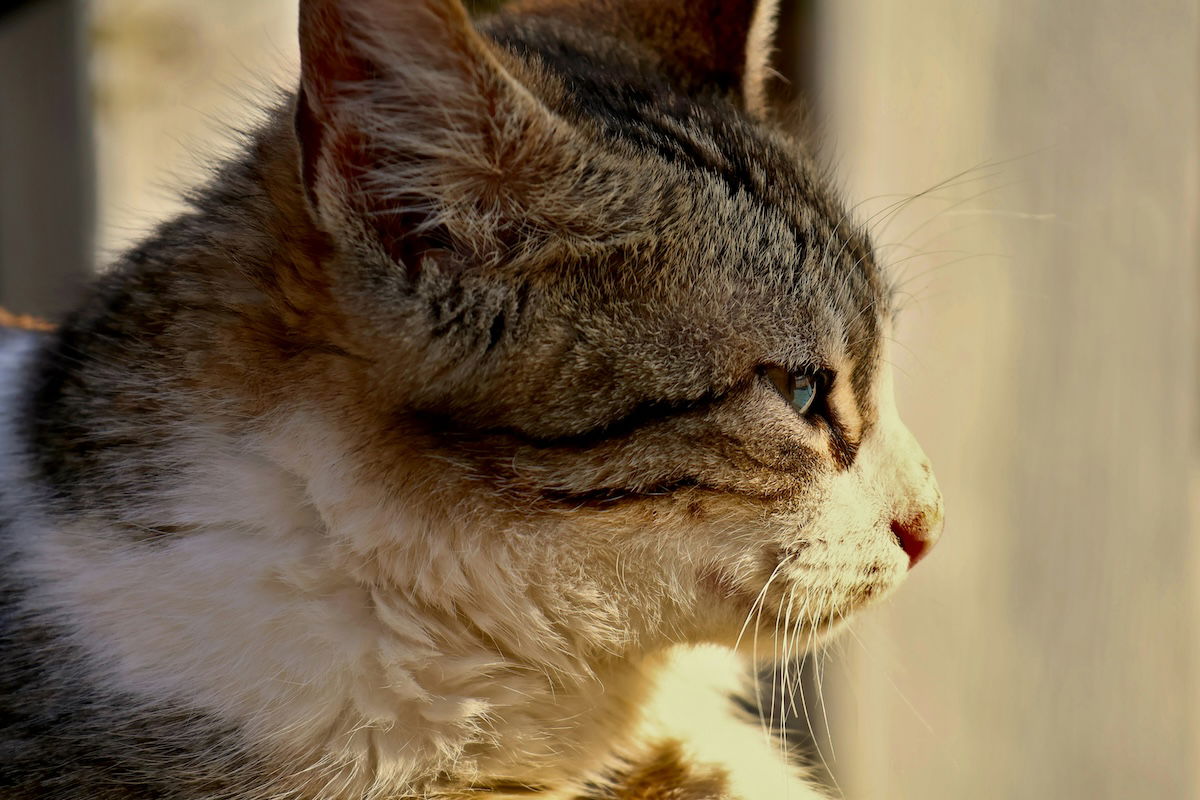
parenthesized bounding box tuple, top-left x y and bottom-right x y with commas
(890, 506, 942, 569)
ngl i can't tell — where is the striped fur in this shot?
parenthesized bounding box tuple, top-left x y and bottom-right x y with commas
(0, 1, 942, 798)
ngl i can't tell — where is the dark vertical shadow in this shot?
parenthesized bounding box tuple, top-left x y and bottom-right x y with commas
(0, 0, 93, 319)
(770, 0, 820, 109)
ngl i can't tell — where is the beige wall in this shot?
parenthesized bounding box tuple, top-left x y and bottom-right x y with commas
(817, 2, 1199, 797)
(91, 0, 297, 263)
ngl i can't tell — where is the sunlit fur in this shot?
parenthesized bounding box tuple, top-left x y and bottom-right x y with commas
(0, 0, 942, 798)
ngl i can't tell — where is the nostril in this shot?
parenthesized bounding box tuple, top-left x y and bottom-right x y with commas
(891, 515, 936, 569)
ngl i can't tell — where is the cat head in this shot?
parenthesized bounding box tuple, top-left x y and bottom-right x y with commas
(283, 0, 943, 662)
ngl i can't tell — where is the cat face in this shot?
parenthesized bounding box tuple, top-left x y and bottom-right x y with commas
(290, 0, 942, 658)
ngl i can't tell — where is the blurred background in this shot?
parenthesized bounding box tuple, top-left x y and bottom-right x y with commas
(0, 0, 1195, 797)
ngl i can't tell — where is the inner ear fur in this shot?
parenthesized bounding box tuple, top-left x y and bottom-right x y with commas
(508, 0, 781, 115)
(295, 0, 569, 269)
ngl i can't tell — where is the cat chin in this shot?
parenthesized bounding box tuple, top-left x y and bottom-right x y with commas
(722, 620, 844, 662)
(692, 564, 906, 658)
(719, 596, 876, 654)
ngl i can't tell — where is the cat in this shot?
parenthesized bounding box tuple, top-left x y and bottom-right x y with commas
(0, 0, 944, 797)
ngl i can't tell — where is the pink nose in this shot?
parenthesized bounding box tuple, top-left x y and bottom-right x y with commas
(891, 513, 940, 568)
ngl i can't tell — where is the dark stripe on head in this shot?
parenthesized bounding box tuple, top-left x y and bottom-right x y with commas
(483, 17, 818, 239)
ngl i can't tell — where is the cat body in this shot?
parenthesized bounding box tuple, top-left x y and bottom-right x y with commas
(0, 1, 943, 797)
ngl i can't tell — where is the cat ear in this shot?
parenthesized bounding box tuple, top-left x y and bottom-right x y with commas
(295, 0, 561, 266)
(512, 0, 781, 116)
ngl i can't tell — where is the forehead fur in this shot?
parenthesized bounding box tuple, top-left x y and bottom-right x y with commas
(412, 12, 889, 426)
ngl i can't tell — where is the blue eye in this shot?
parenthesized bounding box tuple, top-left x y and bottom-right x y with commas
(764, 367, 822, 416)
(792, 374, 818, 414)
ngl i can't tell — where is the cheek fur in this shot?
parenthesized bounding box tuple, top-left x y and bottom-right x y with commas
(522, 477, 907, 652)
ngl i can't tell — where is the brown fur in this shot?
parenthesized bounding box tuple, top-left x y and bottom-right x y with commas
(0, 308, 53, 332)
(577, 742, 731, 800)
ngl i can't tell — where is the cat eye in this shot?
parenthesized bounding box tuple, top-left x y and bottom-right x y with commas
(764, 366, 822, 416)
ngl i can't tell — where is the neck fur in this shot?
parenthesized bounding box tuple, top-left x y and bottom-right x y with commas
(24, 403, 658, 795)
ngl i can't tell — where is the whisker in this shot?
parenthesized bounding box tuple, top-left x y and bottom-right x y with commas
(748, 558, 791, 745)
(736, 556, 792, 653)
(840, 613, 936, 736)
(891, 181, 1017, 255)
